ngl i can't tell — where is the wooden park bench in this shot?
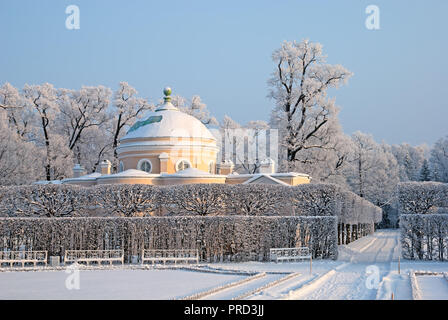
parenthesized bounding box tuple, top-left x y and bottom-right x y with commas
(270, 247, 311, 263)
(0, 250, 48, 267)
(141, 249, 199, 265)
(64, 250, 124, 265)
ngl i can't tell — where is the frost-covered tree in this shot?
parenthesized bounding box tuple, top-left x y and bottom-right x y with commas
(73, 125, 114, 173)
(268, 39, 352, 171)
(111, 82, 154, 169)
(429, 136, 448, 183)
(0, 83, 33, 138)
(171, 94, 218, 126)
(57, 85, 112, 163)
(345, 132, 399, 205)
(391, 143, 427, 181)
(285, 120, 351, 185)
(218, 116, 272, 174)
(419, 159, 431, 181)
(22, 83, 73, 180)
(0, 123, 43, 185)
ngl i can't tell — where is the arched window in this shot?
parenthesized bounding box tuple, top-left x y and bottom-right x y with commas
(137, 159, 152, 173)
(118, 161, 124, 173)
(208, 161, 215, 174)
(175, 159, 191, 172)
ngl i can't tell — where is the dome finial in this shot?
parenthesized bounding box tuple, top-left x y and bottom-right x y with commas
(163, 87, 172, 102)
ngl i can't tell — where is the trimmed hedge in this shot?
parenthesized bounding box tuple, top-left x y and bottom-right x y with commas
(397, 182, 448, 215)
(400, 214, 448, 261)
(0, 183, 382, 222)
(0, 216, 338, 261)
(397, 182, 448, 260)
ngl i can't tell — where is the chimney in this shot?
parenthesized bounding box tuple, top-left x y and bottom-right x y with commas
(159, 153, 169, 174)
(259, 158, 275, 174)
(100, 160, 112, 175)
(218, 159, 234, 175)
(73, 164, 85, 178)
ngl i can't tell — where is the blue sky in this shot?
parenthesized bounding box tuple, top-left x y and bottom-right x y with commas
(0, 0, 447, 146)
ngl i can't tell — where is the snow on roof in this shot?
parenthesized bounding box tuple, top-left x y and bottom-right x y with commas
(242, 174, 290, 186)
(61, 172, 102, 183)
(227, 172, 310, 178)
(161, 167, 226, 178)
(272, 172, 310, 178)
(98, 169, 159, 179)
(120, 109, 216, 142)
(33, 180, 62, 185)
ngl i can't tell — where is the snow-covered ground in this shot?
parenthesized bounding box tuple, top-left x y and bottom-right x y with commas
(416, 275, 448, 300)
(0, 269, 245, 300)
(1, 229, 447, 300)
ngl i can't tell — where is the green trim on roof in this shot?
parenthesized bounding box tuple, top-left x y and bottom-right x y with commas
(128, 115, 163, 133)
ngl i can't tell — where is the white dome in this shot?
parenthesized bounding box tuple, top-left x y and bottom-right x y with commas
(120, 107, 216, 142)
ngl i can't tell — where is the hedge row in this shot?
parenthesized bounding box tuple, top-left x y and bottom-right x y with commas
(400, 214, 448, 261)
(0, 216, 338, 261)
(397, 182, 448, 215)
(0, 183, 382, 225)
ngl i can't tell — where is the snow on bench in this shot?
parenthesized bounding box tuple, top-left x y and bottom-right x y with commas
(0, 250, 48, 267)
(64, 250, 124, 265)
(141, 249, 199, 265)
(270, 247, 311, 263)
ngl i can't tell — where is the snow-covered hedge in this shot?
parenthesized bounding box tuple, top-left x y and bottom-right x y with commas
(400, 214, 448, 261)
(397, 182, 448, 215)
(0, 183, 381, 223)
(164, 184, 291, 216)
(290, 184, 381, 245)
(0, 184, 85, 217)
(397, 182, 448, 260)
(0, 183, 381, 247)
(0, 216, 338, 261)
(90, 184, 160, 217)
(291, 184, 382, 224)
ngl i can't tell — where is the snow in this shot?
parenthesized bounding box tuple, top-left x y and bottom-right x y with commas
(62, 172, 102, 182)
(99, 169, 157, 178)
(1, 229, 448, 300)
(242, 174, 290, 186)
(120, 109, 216, 141)
(201, 274, 285, 300)
(162, 168, 223, 178)
(0, 269, 244, 300)
(33, 180, 62, 185)
(416, 275, 448, 300)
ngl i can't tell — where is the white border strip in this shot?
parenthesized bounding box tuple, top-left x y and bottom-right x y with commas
(233, 272, 301, 300)
(179, 272, 267, 300)
(409, 270, 422, 300)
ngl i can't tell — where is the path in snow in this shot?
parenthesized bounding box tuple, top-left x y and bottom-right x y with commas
(417, 275, 448, 300)
(286, 230, 401, 300)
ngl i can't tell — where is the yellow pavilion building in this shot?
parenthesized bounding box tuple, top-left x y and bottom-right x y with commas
(61, 87, 311, 187)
